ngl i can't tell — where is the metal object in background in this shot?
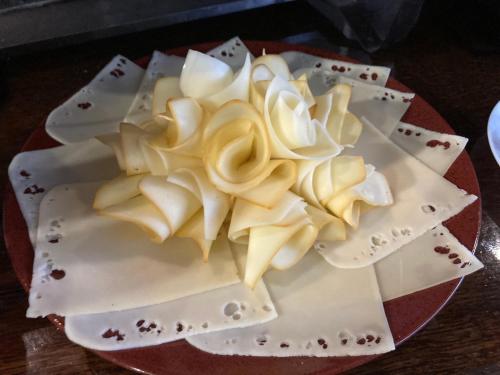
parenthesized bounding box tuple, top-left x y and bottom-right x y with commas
(306, 0, 424, 52)
(0, 0, 291, 52)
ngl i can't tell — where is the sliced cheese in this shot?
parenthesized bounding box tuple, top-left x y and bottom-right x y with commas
(46, 55, 144, 143)
(64, 240, 276, 351)
(281, 50, 391, 91)
(7, 139, 118, 245)
(206, 36, 254, 71)
(187, 249, 394, 357)
(26, 182, 240, 317)
(124, 51, 184, 125)
(376, 224, 484, 301)
(317, 119, 477, 268)
(390, 122, 468, 176)
(338, 77, 415, 136)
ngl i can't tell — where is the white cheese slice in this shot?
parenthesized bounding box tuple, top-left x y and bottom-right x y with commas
(27, 182, 240, 317)
(187, 246, 394, 356)
(123, 51, 184, 125)
(390, 122, 468, 176)
(281, 51, 390, 89)
(8, 139, 119, 245)
(317, 119, 477, 268)
(45, 55, 144, 143)
(207, 37, 254, 71)
(337, 77, 415, 136)
(65, 243, 276, 351)
(376, 225, 483, 301)
(375, 121, 481, 300)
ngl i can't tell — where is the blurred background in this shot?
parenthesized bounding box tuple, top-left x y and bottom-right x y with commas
(0, 0, 499, 54)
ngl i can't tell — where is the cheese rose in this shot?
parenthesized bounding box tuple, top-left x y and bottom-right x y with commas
(229, 192, 346, 288)
(97, 98, 203, 177)
(149, 97, 205, 157)
(94, 168, 230, 260)
(203, 100, 296, 208)
(293, 158, 393, 228)
(326, 164, 393, 228)
(313, 83, 363, 146)
(263, 75, 343, 159)
(229, 192, 313, 287)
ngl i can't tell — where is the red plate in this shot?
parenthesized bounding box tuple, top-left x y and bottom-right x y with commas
(3, 41, 481, 374)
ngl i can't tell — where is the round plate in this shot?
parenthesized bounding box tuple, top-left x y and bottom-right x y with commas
(487, 101, 500, 165)
(3, 41, 481, 374)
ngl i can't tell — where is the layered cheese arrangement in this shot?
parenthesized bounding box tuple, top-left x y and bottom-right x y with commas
(8, 37, 483, 357)
(91, 49, 395, 289)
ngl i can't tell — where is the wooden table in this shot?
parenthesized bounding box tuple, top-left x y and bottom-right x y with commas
(1, 2, 499, 374)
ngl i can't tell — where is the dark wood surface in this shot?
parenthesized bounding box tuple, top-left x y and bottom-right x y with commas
(1, 2, 499, 374)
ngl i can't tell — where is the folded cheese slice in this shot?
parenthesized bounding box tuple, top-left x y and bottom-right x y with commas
(263, 76, 342, 160)
(46, 55, 144, 143)
(180, 50, 252, 111)
(229, 192, 312, 287)
(313, 84, 363, 146)
(124, 51, 184, 125)
(317, 119, 477, 268)
(27, 182, 240, 317)
(187, 248, 394, 357)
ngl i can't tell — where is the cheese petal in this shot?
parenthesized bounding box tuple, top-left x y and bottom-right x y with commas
(264, 76, 342, 159)
(180, 50, 233, 98)
(326, 164, 393, 228)
(138, 137, 169, 176)
(155, 149, 203, 172)
(323, 84, 363, 146)
(229, 191, 307, 243)
(330, 156, 366, 196)
(291, 74, 315, 109)
(234, 159, 297, 208)
(120, 123, 150, 175)
(245, 221, 307, 288)
(204, 100, 295, 206)
(96, 133, 126, 171)
(167, 168, 231, 241)
(251, 54, 292, 80)
(270, 223, 318, 270)
(176, 211, 213, 261)
(99, 195, 171, 243)
(152, 77, 182, 121)
(93, 173, 145, 210)
(306, 205, 346, 241)
(148, 97, 205, 158)
(293, 155, 366, 211)
(271, 91, 316, 149)
(139, 176, 201, 233)
(203, 54, 252, 110)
